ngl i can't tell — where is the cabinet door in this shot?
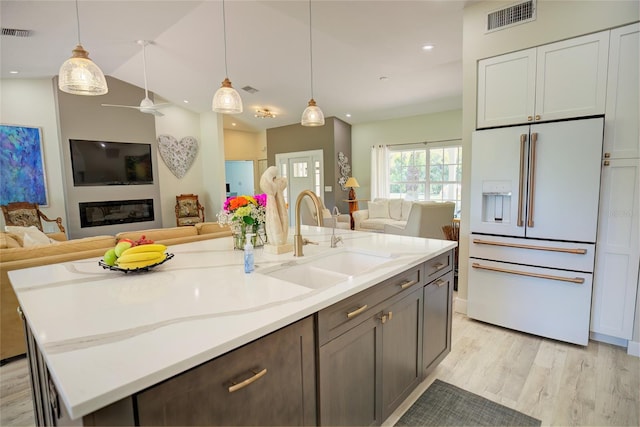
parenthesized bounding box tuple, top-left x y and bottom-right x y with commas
(477, 49, 536, 128)
(604, 23, 639, 159)
(423, 271, 453, 376)
(136, 317, 316, 426)
(591, 158, 640, 339)
(319, 315, 382, 426)
(535, 31, 609, 122)
(381, 287, 423, 421)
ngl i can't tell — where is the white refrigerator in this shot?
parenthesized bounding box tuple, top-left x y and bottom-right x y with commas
(468, 118, 603, 345)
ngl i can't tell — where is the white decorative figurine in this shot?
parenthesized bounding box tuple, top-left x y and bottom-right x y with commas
(260, 166, 293, 253)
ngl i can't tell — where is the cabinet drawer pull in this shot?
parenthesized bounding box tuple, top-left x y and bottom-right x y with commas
(400, 279, 419, 290)
(431, 262, 447, 272)
(346, 304, 368, 319)
(472, 262, 585, 284)
(434, 279, 446, 287)
(228, 368, 267, 393)
(473, 238, 587, 254)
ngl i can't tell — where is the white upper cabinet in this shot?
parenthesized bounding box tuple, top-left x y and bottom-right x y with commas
(477, 31, 609, 129)
(477, 49, 536, 128)
(604, 23, 639, 159)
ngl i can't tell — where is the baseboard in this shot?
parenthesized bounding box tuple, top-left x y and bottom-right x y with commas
(454, 297, 467, 314)
(627, 340, 640, 357)
(589, 331, 628, 348)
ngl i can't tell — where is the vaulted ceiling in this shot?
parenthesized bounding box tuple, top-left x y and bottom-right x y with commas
(1, 1, 468, 131)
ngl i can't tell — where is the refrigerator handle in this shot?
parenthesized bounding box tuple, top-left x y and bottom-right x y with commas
(517, 134, 527, 227)
(527, 132, 538, 228)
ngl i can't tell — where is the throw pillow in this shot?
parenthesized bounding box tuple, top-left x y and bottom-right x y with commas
(389, 199, 403, 220)
(368, 200, 390, 219)
(5, 225, 53, 247)
(0, 232, 22, 248)
(401, 201, 413, 220)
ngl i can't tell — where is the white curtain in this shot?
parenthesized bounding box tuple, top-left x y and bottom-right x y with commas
(370, 145, 390, 199)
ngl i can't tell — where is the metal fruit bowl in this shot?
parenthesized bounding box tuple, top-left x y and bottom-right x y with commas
(98, 253, 174, 273)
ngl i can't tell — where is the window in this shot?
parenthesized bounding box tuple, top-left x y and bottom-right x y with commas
(388, 142, 462, 215)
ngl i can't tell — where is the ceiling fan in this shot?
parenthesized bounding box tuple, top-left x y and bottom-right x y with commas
(101, 40, 169, 116)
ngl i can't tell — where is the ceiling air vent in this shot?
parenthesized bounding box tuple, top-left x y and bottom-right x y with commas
(486, 0, 536, 33)
(2, 28, 32, 37)
(242, 86, 259, 94)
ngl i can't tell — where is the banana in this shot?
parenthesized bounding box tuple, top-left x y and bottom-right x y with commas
(118, 253, 167, 270)
(116, 251, 166, 265)
(120, 244, 167, 257)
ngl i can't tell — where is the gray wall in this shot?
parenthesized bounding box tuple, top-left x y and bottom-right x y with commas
(56, 76, 162, 238)
(266, 117, 352, 213)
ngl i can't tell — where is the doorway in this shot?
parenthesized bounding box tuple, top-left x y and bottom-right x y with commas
(225, 160, 254, 197)
(275, 150, 324, 226)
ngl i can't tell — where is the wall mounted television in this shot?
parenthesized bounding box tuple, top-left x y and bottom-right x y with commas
(70, 139, 153, 186)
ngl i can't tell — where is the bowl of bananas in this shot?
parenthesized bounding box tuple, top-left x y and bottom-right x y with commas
(99, 236, 173, 273)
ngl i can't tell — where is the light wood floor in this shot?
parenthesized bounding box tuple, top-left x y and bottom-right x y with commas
(2, 313, 639, 427)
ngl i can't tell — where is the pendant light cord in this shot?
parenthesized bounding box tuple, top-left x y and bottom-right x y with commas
(74, 0, 82, 45)
(222, 0, 229, 78)
(308, 0, 314, 99)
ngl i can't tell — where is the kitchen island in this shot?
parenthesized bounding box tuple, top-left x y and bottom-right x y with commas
(9, 226, 456, 426)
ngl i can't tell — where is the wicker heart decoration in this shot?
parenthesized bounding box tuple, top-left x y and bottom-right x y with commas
(157, 135, 199, 179)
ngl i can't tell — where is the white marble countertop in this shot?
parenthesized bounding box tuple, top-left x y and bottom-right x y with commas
(9, 226, 456, 420)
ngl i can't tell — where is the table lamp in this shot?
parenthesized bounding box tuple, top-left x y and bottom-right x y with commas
(344, 177, 360, 200)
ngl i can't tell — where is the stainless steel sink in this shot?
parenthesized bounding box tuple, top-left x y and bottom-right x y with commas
(257, 249, 392, 289)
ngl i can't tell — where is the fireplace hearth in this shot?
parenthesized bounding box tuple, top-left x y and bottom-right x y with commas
(79, 199, 154, 228)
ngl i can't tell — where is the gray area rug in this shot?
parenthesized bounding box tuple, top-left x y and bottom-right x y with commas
(395, 379, 541, 426)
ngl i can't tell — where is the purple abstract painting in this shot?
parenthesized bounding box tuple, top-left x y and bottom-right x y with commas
(0, 125, 48, 206)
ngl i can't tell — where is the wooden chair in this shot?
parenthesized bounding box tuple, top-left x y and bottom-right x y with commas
(175, 194, 205, 226)
(1, 201, 65, 233)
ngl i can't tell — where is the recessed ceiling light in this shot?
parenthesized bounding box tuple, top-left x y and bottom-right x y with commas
(345, 113, 351, 118)
(422, 44, 435, 51)
(183, 100, 189, 104)
(231, 122, 237, 126)
(9, 70, 18, 74)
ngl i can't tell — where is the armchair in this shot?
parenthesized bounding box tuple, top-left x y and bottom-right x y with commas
(300, 195, 350, 229)
(175, 194, 205, 226)
(1, 202, 65, 233)
(383, 201, 455, 239)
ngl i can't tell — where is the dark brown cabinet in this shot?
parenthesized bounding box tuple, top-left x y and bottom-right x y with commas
(135, 316, 316, 426)
(423, 270, 454, 375)
(317, 265, 425, 426)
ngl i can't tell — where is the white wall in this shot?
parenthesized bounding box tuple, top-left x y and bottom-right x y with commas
(458, 1, 640, 312)
(0, 79, 66, 231)
(154, 104, 206, 227)
(351, 110, 463, 201)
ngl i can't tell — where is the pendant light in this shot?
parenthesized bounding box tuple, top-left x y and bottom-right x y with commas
(301, 0, 325, 126)
(58, 0, 108, 95)
(212, 0, 243, 114)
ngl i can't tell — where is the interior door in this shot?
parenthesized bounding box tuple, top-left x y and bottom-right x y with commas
(526, 118, 603, 242)
(287, 156, 315, 226)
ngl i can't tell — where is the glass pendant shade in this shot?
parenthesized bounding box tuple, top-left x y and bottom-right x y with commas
(58, 44, 108, 95)
(212, 77, 243, 114)
(301, 98, 325, 126)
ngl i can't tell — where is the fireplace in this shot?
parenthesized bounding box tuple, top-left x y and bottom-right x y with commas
(79, 199, 154, 228)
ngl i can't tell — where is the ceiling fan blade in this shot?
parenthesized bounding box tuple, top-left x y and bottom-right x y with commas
(101, 104, 142, 109)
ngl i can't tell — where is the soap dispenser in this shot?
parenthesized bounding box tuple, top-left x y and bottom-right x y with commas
(244, 233, 255, 273)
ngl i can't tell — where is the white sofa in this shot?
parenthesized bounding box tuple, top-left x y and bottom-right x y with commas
(353, 199, 455, 239)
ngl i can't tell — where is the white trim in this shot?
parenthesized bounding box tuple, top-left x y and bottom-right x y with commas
(589, 331, 628, 348)
(454, 297, 467, 314)
(627, 340, 640, 358)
